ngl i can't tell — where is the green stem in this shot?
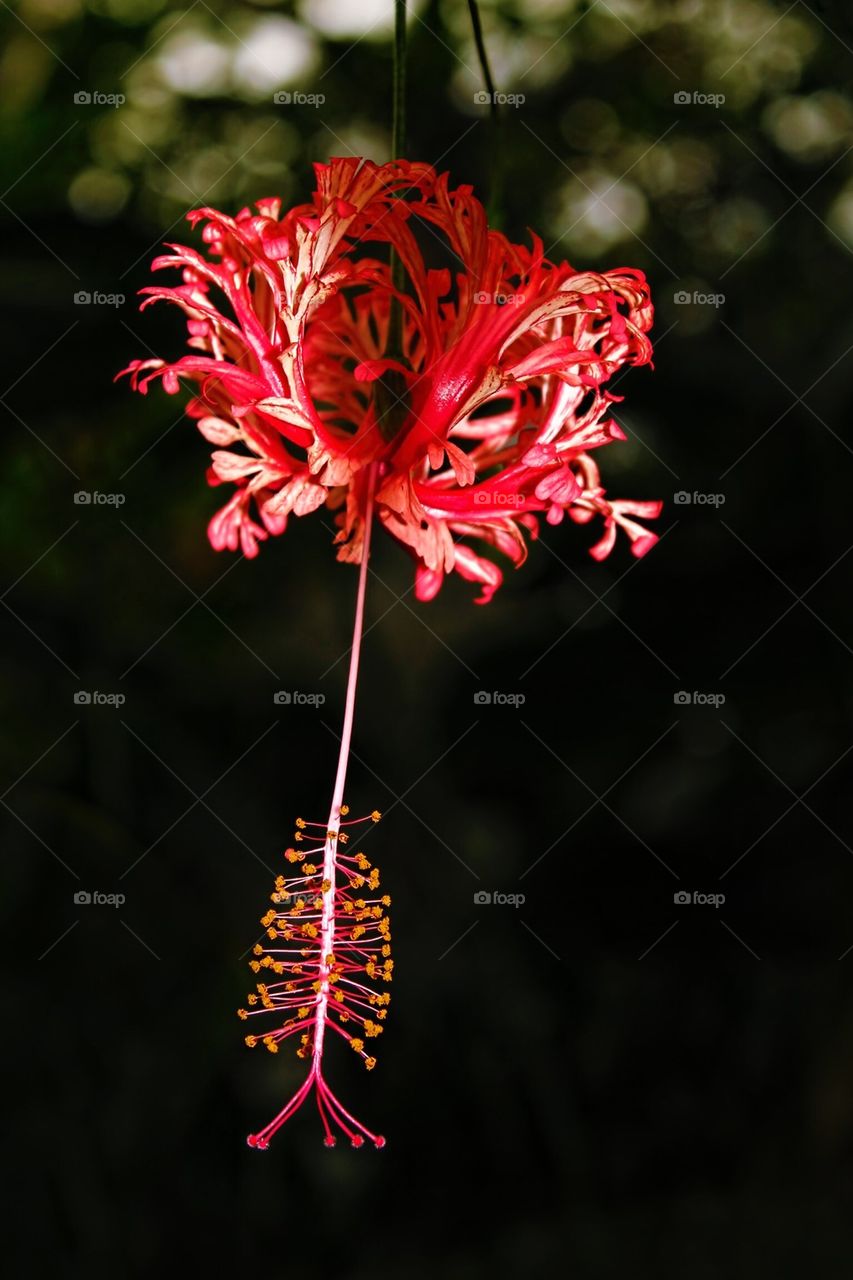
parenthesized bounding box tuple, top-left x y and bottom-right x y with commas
(467, 0, 503, 226)
(392, 0, 407, 163)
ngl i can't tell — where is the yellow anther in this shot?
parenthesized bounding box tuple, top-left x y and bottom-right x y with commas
(365, 1057, 377, 1070)
(249, 960, 260, 973)
(247, 994, 258, 1006)
(303, 863, 317, 875)
(340, 804, 350, 815)
(245, 1035, 257, 1048)
(371, 811, 381, 823)
(321, 879, 331, 893)
(237, 1008, 248, 1020)
(350, 874, 364, 889)
(381, 895, 391, 906)
(298, 1006, 310, 1018)
(350, 1038, 364, 1053)
(338, 832, 349, 844)
(295, 817, 306, 829)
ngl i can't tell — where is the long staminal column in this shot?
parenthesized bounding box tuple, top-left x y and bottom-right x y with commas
(243, 464, 391, 1149)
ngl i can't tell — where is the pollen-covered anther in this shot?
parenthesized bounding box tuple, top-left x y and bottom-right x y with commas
(371, 811, 381, 823)
(241, 807, 391, 1147)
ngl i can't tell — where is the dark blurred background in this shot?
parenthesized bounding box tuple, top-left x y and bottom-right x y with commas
(3, 0, 853, 1273)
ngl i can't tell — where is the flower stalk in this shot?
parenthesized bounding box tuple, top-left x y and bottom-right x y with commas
(312, 461, 377, 1069)
(243, 462, 392, 1149)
